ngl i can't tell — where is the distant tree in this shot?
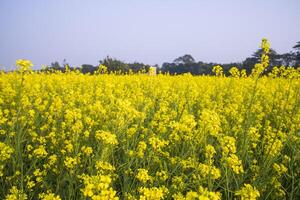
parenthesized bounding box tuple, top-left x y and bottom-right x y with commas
(50, 61, 61, 70)
(161, 56, 217, 75)
(62, 59, 67, 67)
(81, 64, 97, 74)
(99, 56, 129, 73)
(279, 53, 295, 66)
(293, 41, 300, 50)
(242, 57, 258, 73)
(242, 48, 280, 73)
(252, 48, 281, 66)
(173, 54, 195, 64)
(128, 62, 151, 73)
(222, 62, 243, 76)
(293, 41, 300, 66)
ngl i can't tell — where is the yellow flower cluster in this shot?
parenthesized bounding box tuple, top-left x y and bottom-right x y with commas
(95, 161, 116, 173)
(95, 130, 118, 145)
(64, 156, 80, 171)
(5, 186, 27, 200)
(39, 192, 61, 200)
(212, 65, 223, 77)
(136, 168, 152, 183)
(32, 145, 48, 158)
(81, 145, 93, 156)
(0, 142, 14, 176)
(225, 154, 244, 174)
(229, 66, 241, 77)
(16, 59, 33, 72)
(235, 184, 260, 200)
(80, 174, 118, 200)
(198, 163, 221, 180)
(219, 136, 244, 174)
(205, 144, 216, 161)
(174, 186, 221, 200)
(149, 136, 169, 151)
(136, 141, 147, 158)
(252, 38, 270, 76)
(139, 186, 168, 200)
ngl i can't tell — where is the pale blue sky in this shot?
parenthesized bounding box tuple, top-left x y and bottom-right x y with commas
(0, 0, 299, 69)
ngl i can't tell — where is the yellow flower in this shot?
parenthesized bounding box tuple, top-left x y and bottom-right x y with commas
(136, 169, 152, 183)
(16, 59, 33, 72)
(136, 141, 147, 158)
(273, 163, 287, 175)
(95, 130, 118, 145)
(80, 174, 118, 200)
(185, 186, 221, 200)
(229, 67, 240, 77)
(48, 155, 58, 166)
(199, 110, 221, 136)
(235, 184, 260, 200)
(5, 186, 27, 200)
(226, 154, 244, 174)
(81, 146, 93, 156)
(219, 136, 237, 156)
(205, 144, 216, 160)
(149, 136, 169, 151)
(32, 145, 48, 158)
(95, 161, 115, 174)
(0, 142, 14, 162)
(64, 141, 74, 153)
(139, 186, 168, 200)
(26, 180, 35, 190)
(33, 168, 45, 183)
(64, 156, 79, 170)
(39, 192, 61, 200)
(198, 163, 221, 180)
(212, 65, 223, 77)
(156, 170, 168, 181)
(198, 186, 221, 200)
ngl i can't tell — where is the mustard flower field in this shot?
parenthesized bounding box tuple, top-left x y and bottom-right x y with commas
(0, 40, 300, 199)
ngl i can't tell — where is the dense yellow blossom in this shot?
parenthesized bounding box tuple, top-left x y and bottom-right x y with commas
(212, 65, 223, 77)
(205, 144, 216, 161)
(5, 186, 27, 200)
(219, 136, 237, 156)
(39, 192, 61, 200)
(0, 142, 14, 161)
(198, 163, 221, 180)
(80, 174, 118, 200)
(32, 145, 48, 158)
(16, 59, 33, 72)
(95, 161, 115, 173)
(0, 143, 14, 176)
(184, 186, 221, 200)
(81, 145, 93, 156)
(136, 168, 152, 183)
(149, 136, 169, 151)
(226, 154, 244, 174)
(136, 141, 147, 158)
(95, 130, 118, 145)
(235, 184, 260, 200)
(64, 156, 79, 170)
(1, 41, 300, 199)
(139, 186, 168, 200)
(229, 67, 240, 77)
(273, 163, 287, 175)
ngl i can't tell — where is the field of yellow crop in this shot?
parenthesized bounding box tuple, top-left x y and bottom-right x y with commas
(0, 71, 299, 200)
(1, 41, 300, 200)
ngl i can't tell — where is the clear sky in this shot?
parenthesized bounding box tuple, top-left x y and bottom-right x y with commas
(0, 0, 299, 69)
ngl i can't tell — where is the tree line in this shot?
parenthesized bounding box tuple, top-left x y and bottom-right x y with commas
(47, 41, 300, 75)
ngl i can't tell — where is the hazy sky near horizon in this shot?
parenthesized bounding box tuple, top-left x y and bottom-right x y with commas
(0, 0, 300, 69)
